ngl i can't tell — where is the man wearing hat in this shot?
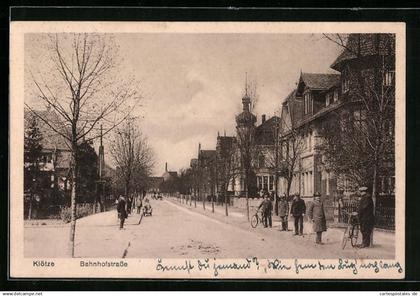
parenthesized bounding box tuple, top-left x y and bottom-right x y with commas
(258, 193, 273, 228)
(307, 192, 327, 244)
(357, 186, 375, 248)
(278, 193, 289, 231)
(290, 194, 306, 235)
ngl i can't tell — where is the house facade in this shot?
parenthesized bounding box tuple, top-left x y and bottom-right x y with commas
(277, 34, 395, 221)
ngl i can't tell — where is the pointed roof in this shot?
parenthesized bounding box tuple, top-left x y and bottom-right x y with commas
(281, 88, 303, 130)
(330, 33, 396, 71)
(299, 73, 341, 90)
(24, 109, 70, 151)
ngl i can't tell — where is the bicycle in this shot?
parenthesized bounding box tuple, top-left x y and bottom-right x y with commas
(251, 210, 264, 228)
(341, 210, 361, 249)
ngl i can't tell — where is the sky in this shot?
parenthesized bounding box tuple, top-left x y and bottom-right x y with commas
(25, 33, 343, 176)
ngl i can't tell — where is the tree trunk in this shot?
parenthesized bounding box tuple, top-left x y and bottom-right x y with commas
(28, 194, 33, 220)
(286, 177, 292, 200)
(370, 163, 378, 247)
(225, 187, 229, 216)
(246, 191, 250, 221)
(244, 172, 250, 221)
(212, 194, 215, 213)
(125, 178, 130, 199)
(274, 174, 279, 216)
(202, 188, 206, 210)
(68, 146, 78, 258)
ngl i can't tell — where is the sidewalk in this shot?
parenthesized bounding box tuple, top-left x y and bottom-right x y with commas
(24, 209, 144, 258)
(167, 197, 395, 258)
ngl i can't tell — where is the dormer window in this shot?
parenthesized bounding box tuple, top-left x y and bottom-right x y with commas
(333, 89, 339, 102)
(304, 92, 312, 114)
(342, 67, 350, 93)
(326, 93, 332, 106)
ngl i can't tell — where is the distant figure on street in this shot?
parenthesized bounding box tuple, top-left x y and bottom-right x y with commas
(117, 195, 127, 230)
(357, 186, 375, 248)
(258, 194, 273, 228)
(278, 194, 289, 231)
(290, 194, 306, 236)
(143, 198, 153, 216)
(307, 192, 327, 244)
(127, 196, 133, 215)
(136, 194, 143, 214)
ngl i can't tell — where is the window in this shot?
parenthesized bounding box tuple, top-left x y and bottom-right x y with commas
(342, 68, 350, 93)
(308, 131, 312, 151)
(302, 173, 306, 196)
(390, 176, 395, 194)
(384, 70, 395, 86)
(269, 176, 274, 191)
(333, 89, 339, 102)
(326, 93, 331, 106)
(326, 172, 330, 196)
(257, 176, 262, 190)
(258, 154, 265, 168)
(309, 171, 313, 196)
(354, 109, 367, 127)
(304, 92, 312, 114)
(263, 176, 268, 190)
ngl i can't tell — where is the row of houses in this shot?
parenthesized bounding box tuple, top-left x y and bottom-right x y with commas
(24, 109, 114, 218)
(183, 34, 395, 216)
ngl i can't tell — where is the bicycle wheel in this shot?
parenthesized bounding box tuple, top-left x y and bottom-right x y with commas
(251, 214, 259, 228)
(351, 224, 361, 247)
(341, 226, 350, 250)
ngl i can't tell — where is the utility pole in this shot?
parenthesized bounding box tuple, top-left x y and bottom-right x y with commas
(96, 124, 105, 213)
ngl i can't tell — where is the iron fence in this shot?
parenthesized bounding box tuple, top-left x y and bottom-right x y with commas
(336, 198, 395, 230)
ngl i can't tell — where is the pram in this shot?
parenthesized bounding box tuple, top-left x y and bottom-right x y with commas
(143, 203, 153, 216)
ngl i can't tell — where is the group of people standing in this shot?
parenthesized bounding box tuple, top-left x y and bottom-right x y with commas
(257, 186, 375, 247)
(115, 191, 149, 230)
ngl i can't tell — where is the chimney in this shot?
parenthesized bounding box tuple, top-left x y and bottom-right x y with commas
(198, 143, 201, 156)
(165, 162, 168, 172)
(262, 114, 266, 124)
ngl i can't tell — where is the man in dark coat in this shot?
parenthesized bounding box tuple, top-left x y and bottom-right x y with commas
(117, 195, 127, 230)
(258, 194, 273, 228)
(278, 194, 289, 231)
(290, 194, 306, 235)
(357, 186, 375, 248)
(308, 192, 327, 244)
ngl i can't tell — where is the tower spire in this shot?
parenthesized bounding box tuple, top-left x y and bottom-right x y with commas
(100, 124, 103, 146)
(245, 72, 248, 97)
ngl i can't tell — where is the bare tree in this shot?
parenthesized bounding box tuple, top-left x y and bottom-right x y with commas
(216, 141, 241, 216)
(278, 116, 306, 200)
(25, 33, 141, 256)
(235, 74, 259, 221)
(322, 33, 395, 208)
(247, 77, 259, 114)
(260, 115, 281, 214)
(110, 119, 154, 201)
(236, 129, 258, 221)
(24, 113, 43, 220)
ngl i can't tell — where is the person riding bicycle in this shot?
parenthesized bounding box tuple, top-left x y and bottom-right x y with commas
(258, 193, 273, 228)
